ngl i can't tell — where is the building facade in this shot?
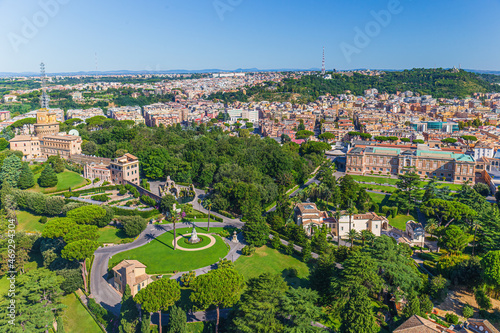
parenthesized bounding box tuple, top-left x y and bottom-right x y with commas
(346, 145, 476, 184)
(111, 260, 153, 296)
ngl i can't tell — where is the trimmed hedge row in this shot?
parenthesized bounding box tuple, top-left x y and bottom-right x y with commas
(59, 185, 120, 198)
(111, 206, 160, 219)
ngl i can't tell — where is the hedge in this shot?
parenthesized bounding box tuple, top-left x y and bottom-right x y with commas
(58, 185, 120, 197)
(111, 207, 160, 219)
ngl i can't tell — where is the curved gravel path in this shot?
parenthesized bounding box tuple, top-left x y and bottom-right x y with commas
(173, 233, 216, 251)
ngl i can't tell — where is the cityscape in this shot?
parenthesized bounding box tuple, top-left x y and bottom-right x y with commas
(1, 1, 500, 333)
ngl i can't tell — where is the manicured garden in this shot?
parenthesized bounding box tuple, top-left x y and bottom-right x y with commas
(387, 212, 418, 230)
(367, 192, 391, 206)
(108, 227, 229, 274)
(233, 245, 310, 288)
(16, 210, 51, 232)
(352, 174, 462, 191)
(359, 183, 396, 193)
(30, 169, 87, 193)
(97, 226, 133, 244)
(60, 293, 102, 333)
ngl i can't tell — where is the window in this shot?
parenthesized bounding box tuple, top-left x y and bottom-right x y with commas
(341, 227, 344, 231)
(375, 225, 378, 229)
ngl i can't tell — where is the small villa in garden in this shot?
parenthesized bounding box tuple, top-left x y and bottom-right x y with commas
(294, 202, 387, 238)
(111, 260, 152, 296)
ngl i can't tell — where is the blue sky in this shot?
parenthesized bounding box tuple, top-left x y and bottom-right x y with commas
(0, 0, 498, 73)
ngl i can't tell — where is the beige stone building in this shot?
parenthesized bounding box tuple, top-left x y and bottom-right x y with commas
(83, 153, 140, 185)
(34, 109, 59, 137)
(346, 145, 476, 184)
(9, 109, 82, 160)
(9, 135, 41, 160)
(111, 260, 152, 296)
(110, 153, 140, 185)
(40, 134, 82, 158)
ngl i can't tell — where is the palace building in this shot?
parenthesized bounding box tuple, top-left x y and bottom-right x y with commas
(346, 144, 476, 184)
(9, 109, 82, 160)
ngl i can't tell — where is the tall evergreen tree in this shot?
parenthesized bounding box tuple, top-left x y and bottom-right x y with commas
(18, 162, 35, 189)
(243, 216, 269, 247)
(403, 292, 421, 318)
(340, 286, 378, 333)
(38, 165, 58, 188)
(0, 154, 22, 187)
(140, 311, 151, 333)
(118, 285, 139, 333)
(167, 305, 186, 333)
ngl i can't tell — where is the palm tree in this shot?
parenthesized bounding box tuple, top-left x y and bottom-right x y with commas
(334, 207, 342, 246)
(346, 200, 358, 248)
(204, 198, 212, 232)
(347, 229, 359, 248)
(360, 229, 375, 247)
(424, 218, 439, 252)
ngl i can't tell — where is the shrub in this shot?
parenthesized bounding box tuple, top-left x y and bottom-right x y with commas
(119, 216, 147, 237)
(140, 195, 156, 207)
(180, 271, 196, 287)
(102, 181, 110, 186)
(474, 286, 492, 310)
(381, 206, 390, 215)
(119, 187, 127, 195)
(92, 178, 100, 184)
(91, 194, 110, 202)
(241, 245, 255, 256)
(445, 313, 459, 325)
(462, 305, 474, 319)
(39, 216, 48, 224)
(429, 275, 450, 302)
(111, 207, 160, 219)
(391, 207, 398, 218)
(67, 205, 107, 225)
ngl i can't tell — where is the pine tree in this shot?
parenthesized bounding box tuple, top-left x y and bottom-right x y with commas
(38, 164, 58, 188)
(140, 311, 151, 333)
(403, 292, 421, 318)
(167, 305, 187, 333)
(118, 285, 139, 333)
(340, 286, 378, 333)
(0, 154, 22, 187)
(243, 216, 269, 247)
(18, 162, 35, 189)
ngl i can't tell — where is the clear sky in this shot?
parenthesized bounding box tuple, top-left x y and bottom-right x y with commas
(0, 0, 498, 73)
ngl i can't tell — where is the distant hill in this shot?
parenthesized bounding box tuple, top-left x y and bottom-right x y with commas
(208, 68, 500, 104)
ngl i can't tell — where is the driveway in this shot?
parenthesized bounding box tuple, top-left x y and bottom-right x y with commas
(90, 221, 242, 315)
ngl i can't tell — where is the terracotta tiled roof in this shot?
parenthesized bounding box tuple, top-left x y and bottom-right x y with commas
(393, 315, 448, 332)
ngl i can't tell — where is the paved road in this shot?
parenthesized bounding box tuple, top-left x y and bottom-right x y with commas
(90, 221, 242, 315)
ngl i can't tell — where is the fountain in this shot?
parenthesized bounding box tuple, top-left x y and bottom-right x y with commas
(188, 225, 201, 244)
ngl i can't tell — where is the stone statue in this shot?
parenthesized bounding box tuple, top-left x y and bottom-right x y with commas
(231, 230, 239, 243)
(189, 225, 200, 244)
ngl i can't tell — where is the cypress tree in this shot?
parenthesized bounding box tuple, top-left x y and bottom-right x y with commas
(167, 305, 186, 333)
(118, 285, 139, 333)
(0, 154, 22, 187)
(38, 165, 58, 188)
(18, 163, 35, 189)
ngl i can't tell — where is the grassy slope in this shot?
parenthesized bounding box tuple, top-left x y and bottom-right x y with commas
(97, 226, 133, 244)
(233, 246, 310, 288)
(16, 210, 53, 232)
(109, 227, 229, 274)
(30, 169, 87, 193)
(60, 293, 102, 333)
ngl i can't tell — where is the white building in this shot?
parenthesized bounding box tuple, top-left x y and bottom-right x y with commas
(474, 146, 495, 160)
(335, 212, 385, 238)
(405, 220, 425, 246)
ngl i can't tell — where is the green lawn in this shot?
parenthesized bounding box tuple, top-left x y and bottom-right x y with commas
(352, 175, 462, 191)
(388, 212, 418, 230)
(16, 210, 52, 232)
(60, 293, 102, 333)
(359, 183, 396, 193)
(233, 246, 310, 288)
(97, 226, 133, 244)
(367, 192, 391, 205)
(186, 322, 208, 333)
(31, 169, 87, 193)
(109, 227, 229, 274)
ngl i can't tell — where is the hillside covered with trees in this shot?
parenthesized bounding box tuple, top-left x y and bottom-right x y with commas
(208, 69, 500, 104)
